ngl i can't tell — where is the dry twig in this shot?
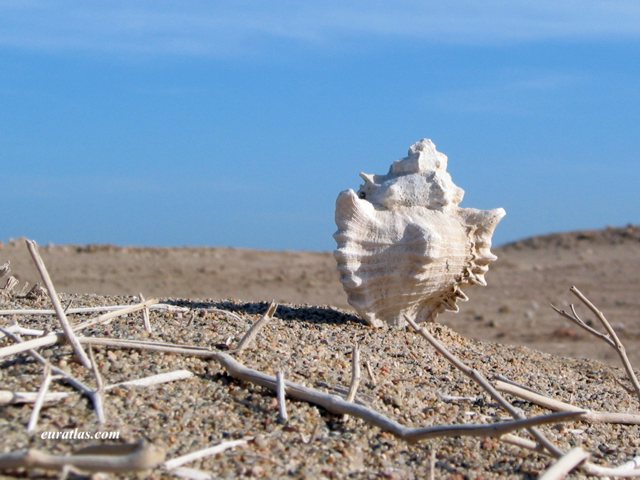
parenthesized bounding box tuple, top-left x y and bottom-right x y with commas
(235, 302, 277, 352)
(0, 324, 45, 339)
(139, 293, 152, 333)
(0, 441, 165, 473)
(27, 365, 52, 434)
(405, 316, 564, 457)
(502, 434, 640, 477)
(364, 360, 377, 387)
(0, 369, 193, 407)
(551, 285, 640, 402)
(0, 390, 70, 406)
(0, 300, 158, 361)
(88, 346, 106, 424)
(345, 343, 361, 403)
(0, 303, 187, 317)
(539, 447, 590, 480)
(31, 335, 584, 442)
(0, 328, 104, 423)
(164, 438, 250, 471)
(276, 371, 288, 423)
(495, 379, 640, 425)
(210, 351, 583, 443)
(107, 369, 194, 389)
(25, 239, 91, 369)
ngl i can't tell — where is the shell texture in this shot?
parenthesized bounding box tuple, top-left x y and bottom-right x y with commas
(334, 139, 505, 328)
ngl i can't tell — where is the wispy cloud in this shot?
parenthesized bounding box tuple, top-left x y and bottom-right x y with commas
(426, 72, 584, 115)
(1, 1, 640, 56)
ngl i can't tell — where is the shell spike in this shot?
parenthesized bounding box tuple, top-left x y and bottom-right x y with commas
(454, 286, 469, 302)
(359, 172, 378, 186)
(442, 296, 460, 312)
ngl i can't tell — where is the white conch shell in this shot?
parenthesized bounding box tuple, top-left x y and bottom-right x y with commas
(334, 139, 505, 328)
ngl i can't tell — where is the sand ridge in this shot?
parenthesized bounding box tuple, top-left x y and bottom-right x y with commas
(0, 292, 639, 478)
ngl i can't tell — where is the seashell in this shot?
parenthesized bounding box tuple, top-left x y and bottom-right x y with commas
(334, 139, 505, 328)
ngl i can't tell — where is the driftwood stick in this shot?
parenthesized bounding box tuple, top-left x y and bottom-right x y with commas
(170, 467, 214, 480)
(77, 336, 213, 355)
(88, 346, 106, 424)
(107, 370, 194, 390)
(0, 324, 45, 339)
(345, 343, 361, 403)
(365, 360, 377, 387)
(27, 365, 52, 434)
(0, 390, 70, 405)
(73, 298, 159, 331)
(25, 239, 91, 369)
(139, 293, 152, 333)
(0, 370, 194, 406)
(0, 441, 165, 473)
(0, 333, 60, 359)
(211, 351, 584, 443)
(164, 438, 250, 470)
(503, 434, 640, 477)
(235, 302, 278, 352)
(342, 343, 361, 421)
(0, 328, 103, 422)
(495, 380, 640, 425)
(571, 286, 640, 401)
(539, 447, 590, 480)
(0, 301, 159, 360)
(429, 448, 436, 480)
(42, 336, 584, 442)
(405, 316, 564, 457)
(0, 303, 187, 317)
(276, 371, 288, 423)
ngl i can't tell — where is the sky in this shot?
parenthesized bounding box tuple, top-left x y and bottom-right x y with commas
(1, 1, 639, 251)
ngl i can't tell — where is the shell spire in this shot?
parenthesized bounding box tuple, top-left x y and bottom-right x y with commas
(334, 139, 505, 328)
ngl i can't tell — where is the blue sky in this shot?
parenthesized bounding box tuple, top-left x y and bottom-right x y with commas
(1, 1, 639, 251)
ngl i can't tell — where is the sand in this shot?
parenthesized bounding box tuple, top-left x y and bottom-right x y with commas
(0, 226, 639, 478)
(2, 225, 639, 365)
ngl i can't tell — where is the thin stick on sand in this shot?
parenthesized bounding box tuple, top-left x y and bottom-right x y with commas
(164, 438, 250, 471)
(365, 360, 377, 387)
(0, 370, 194, 406)
(0, 300, 158, 361)
(551, 285, 640, 402)
(539, 447, 590, 480)
(0, 303, 188, 317)
(107, 370, 194, 390)
(235, 302, 278, 352)
(345, 343, 361, 403)
(342, 343, 361, 421)
(88, 346, 106, 424)
(73, 298, 159, 331)
(494, 379, 640, 425)
(0, 390, 70, 406)
(404, 316, 564, 457)
(0, 324, 45, 339)
(502, 434, 640, 477)
(0, 328, 104, 423)
(27, 365, 52, 434)
(57, 336, 584, 442)
(276, 371, 288, 423)
(0, 441, 165, 473)
(25, 239, 91, 369)
(139, 293, 152, 333)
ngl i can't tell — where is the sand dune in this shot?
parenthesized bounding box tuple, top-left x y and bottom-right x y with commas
(2, 226, 639, 365)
